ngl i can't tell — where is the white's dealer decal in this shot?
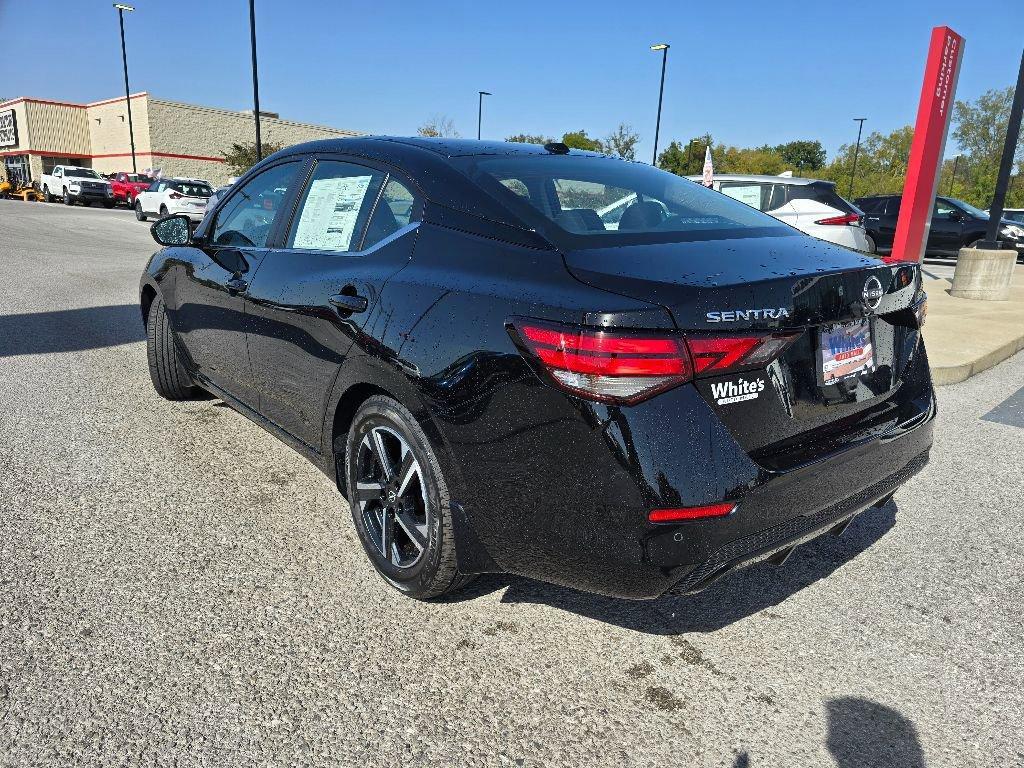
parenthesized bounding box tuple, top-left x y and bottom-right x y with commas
(711, 377, 766, 405)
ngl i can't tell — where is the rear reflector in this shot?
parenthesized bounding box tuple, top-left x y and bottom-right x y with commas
(814, 213, 862, 226)
(649, 503, 736, 523)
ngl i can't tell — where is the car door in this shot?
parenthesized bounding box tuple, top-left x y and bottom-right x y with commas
(169, 159, 304, 407)
(141, 180, 162, 213)
(52, 167, 63, 191)
(244, 156, 422, 449)
(929, 199, 963, 255)
(871, 197, 901, 251)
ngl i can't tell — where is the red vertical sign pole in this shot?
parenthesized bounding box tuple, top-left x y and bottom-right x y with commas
(887, 26, 965, 264)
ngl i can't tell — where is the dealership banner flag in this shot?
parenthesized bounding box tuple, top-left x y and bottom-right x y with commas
(702, 146, 714, 187)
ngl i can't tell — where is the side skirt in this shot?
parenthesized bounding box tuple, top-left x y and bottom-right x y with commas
(196, 376, 336, 479)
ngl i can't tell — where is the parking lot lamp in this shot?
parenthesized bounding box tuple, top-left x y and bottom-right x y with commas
(650, 43, 670, 165)
(249, 0, 263, 162)
(948, 154, 961, 195)
(477, 91, 491, 140)
(981, 49, 1024, 249)
(114, 4, 137, 173)
(849, 117, 867, 198)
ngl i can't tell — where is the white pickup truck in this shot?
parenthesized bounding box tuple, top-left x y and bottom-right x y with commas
(40, 165, 115, 207)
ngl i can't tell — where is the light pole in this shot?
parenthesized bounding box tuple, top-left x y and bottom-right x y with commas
(651, 43, 670, 165)
(114, 4, 137, 173)
(849, 117, 867, 198)
(948, 154, 961, 195)
(477, 91, 491, 140)
(249, 0, 263, 162)
(981, 49, 1024, 248)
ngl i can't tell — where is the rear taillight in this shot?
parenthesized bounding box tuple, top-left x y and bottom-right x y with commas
(169, 192, 183, 199)
(509, 320, 800, 405)
(815, 213, 861, 226)
(687, 333, 801, 376)
(511, 321, 692, 404)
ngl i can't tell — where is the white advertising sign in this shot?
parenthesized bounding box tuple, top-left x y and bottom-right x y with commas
(0, 109, 18, 148)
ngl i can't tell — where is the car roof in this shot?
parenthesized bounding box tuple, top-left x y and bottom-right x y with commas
(264, 136, 609, 231)
(685, 173, 826, 186)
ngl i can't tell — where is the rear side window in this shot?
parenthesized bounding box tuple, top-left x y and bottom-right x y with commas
(170, 181, 213, 197)
(786, 182, 856, 213)
(885, 198, 902, 216)
(362, 178, 420, 249)
(287, 161, 386, 252)
(718, 182, 769, 211)
(212, 161, 300, 248)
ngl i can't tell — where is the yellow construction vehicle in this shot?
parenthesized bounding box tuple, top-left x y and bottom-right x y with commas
(0, 176, 43, 202)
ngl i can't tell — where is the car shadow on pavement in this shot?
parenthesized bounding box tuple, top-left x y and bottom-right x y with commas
(729, 696, 926, 767)
(826, 696, 927, 767)
(0, 304, 144, 357)
(453, 502, 898, 634)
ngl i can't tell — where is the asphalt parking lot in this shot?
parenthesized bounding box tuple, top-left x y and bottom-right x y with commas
(1, 199, 1022, 767)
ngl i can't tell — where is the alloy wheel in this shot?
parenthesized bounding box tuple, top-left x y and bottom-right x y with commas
(354, 425, 429, 569)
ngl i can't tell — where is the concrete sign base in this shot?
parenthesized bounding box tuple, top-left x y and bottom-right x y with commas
(949, 248, 1017, 300)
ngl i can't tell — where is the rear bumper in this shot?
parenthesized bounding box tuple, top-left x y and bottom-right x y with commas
(443, 344, 935, 600)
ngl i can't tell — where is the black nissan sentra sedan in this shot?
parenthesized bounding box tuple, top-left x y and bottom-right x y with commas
(140, 138, 934, 600)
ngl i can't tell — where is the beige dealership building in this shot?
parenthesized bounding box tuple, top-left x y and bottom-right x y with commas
(0, 92, 360, 187)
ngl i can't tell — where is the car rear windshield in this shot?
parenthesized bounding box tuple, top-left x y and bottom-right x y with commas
(458, 154, 794, 247)
(171, 182, 213, 197)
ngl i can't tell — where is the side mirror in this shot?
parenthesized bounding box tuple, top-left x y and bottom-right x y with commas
(150, 214, 192, 247)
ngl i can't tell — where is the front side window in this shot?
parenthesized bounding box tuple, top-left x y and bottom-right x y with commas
(934, 200, 957, 218)
(459, 154, 792, 247)
(212, 162, 300, 248)
(287, 161, 386, 252)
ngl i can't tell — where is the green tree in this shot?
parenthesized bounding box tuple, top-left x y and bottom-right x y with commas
(774, 140, 826, 172)
(221, 140, 284, 176)
(561, 129, 603, 152)
(417, 115, 459, 138)
(657, 134, 713, 175)
(951, 87, 1024, 207)
(601, 124, 641, 160)
(506, 133, 553, 145)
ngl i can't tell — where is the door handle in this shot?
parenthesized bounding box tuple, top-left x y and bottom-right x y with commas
(225, 276, 248, 295)
(328, 292, 368, 313)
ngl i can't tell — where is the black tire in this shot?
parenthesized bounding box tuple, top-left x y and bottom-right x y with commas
(135, 201, 147, 222)
(159, 205, 168, 216)
(62, 187, 73, 206)
(864, 234, 876, 254)
(345, 395, 474, 599)
(43, 185, 54, 203)
(146, 294, 200, 401)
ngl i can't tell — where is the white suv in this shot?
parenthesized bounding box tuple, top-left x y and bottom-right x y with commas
(135, 178, 213, 222)
(686, 173, 873, 252)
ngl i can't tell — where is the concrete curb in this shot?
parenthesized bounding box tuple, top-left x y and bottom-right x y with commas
(931, 334, 1024, 385)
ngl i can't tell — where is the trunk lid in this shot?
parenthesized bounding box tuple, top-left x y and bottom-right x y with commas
(563, 235, 926, 465)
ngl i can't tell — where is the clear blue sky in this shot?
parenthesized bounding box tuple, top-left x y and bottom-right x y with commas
(1, 0, 1022, 161)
